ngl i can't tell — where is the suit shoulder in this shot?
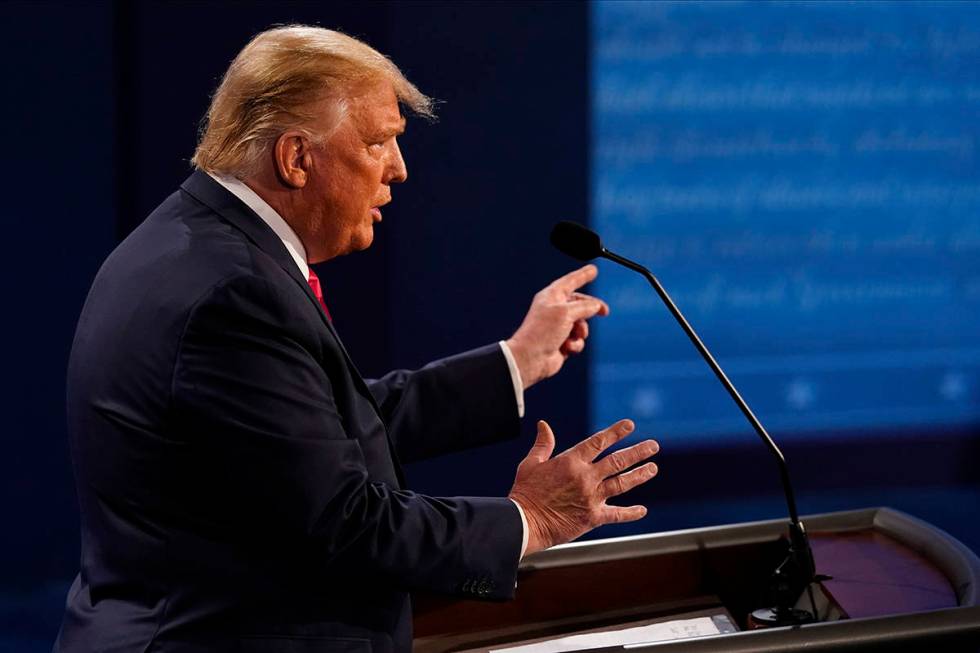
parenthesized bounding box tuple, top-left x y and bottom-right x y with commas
(71, 185, 313, 388)
(95, 188, 299, 312)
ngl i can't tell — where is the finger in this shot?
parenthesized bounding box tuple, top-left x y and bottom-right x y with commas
(524, 420, 556, 463)
(596, 504, 648, 525)
(570, 292, 610, 316)
(552, 264, 598, 294)
(566, 298, 608, 322)
(560, 338, 585, 355)
(601, 462, 659, 498)
(595, 439, 659, 479)
(574, 419, 634, 461)
(570, 319, 589, 341)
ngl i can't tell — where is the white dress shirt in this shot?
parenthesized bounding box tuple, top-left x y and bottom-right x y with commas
(208, 172, 530, 559)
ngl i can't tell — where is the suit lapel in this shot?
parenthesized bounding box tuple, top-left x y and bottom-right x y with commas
(178, 171, 391, 426)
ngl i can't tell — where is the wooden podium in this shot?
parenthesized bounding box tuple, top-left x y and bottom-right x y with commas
(413, 508, 980, 652)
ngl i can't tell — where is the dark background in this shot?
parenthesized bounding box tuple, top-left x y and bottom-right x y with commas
(2, 1, 977, 650)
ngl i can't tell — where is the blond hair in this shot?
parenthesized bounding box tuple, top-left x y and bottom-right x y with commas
(191, 25, 434, 177)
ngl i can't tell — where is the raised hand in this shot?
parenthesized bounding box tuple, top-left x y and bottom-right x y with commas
(508, 419, 659, 556)
(505, 265, 609, 390)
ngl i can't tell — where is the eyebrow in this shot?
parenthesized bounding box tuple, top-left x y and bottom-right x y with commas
(367, 118, 406, 141)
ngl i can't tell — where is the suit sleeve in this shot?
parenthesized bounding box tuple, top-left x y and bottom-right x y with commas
(171, 275, 522, 599)
(366, 345, 522, 464)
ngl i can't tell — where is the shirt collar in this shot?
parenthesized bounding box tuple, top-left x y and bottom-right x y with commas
(207, 172, 310, 279)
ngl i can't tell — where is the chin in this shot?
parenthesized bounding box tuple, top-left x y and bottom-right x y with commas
(351, 227, 375, 252)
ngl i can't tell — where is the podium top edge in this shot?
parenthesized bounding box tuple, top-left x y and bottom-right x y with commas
(522, 507, 879, 565)
(520, 507, 980, 608)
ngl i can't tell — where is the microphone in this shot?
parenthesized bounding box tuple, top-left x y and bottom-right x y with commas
(550, 221, 603, 261)
(551, 220, 820, 626)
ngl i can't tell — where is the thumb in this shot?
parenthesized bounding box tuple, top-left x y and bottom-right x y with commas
(524, 420, 556, 464)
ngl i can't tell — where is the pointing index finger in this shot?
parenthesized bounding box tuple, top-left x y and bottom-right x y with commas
(553, 264, 599, 294)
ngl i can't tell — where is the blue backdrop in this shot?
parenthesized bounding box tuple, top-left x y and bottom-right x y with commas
(592, 0, 980, 443)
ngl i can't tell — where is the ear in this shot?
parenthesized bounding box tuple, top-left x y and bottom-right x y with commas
(273, 131, 313, 189)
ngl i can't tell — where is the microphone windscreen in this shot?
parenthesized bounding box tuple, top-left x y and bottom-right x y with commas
(550, 221, 603, 261)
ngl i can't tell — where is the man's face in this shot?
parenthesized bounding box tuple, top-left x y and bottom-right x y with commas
(301, 82, 407, 262)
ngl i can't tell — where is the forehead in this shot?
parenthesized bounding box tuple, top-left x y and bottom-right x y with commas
(347, 82, 406, 135)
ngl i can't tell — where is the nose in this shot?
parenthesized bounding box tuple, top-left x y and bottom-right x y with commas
(385, 138, 408, 184)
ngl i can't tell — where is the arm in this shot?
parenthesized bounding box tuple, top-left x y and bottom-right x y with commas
(368, 264, 609, 463)
(366, 344, 521, 464)
(172, 275, 522, 598)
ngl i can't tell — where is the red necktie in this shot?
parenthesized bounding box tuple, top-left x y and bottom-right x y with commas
(306, 268, 332, 321)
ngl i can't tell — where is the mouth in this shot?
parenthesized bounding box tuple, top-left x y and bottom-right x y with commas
(371, 198, 390, 223)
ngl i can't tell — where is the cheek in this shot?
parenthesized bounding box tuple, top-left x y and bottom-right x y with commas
(312, 153, 380, 219)
(311, 170, 346, 208)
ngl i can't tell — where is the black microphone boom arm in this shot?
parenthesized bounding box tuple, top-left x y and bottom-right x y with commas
(600, 245, 818, 624)
(601, 247, 803, 525)
(550, 220, 819, 625)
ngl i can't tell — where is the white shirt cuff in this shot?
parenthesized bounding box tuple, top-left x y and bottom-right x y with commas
(498, 340, 525, 418)
(509, 498, 530, 560)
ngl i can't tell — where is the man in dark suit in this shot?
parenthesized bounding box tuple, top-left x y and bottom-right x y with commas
(55, 26, 660, 653)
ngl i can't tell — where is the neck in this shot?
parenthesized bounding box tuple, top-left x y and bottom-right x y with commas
(242, 170, 306, 235)
(240, 166, 340, 264)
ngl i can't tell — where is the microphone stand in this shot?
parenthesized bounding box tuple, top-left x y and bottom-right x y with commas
(599, 246, 819, 626)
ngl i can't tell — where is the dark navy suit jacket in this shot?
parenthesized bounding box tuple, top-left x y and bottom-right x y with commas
(54, 171, 524, 653)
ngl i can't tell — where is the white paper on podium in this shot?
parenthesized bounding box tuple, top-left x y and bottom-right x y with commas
(488, 616, 723, 653)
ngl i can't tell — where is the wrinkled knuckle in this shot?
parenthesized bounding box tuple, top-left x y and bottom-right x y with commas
(585, 436, 603, 455)
(605, 451, 622, 470)
(608, 476, 624, 496)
